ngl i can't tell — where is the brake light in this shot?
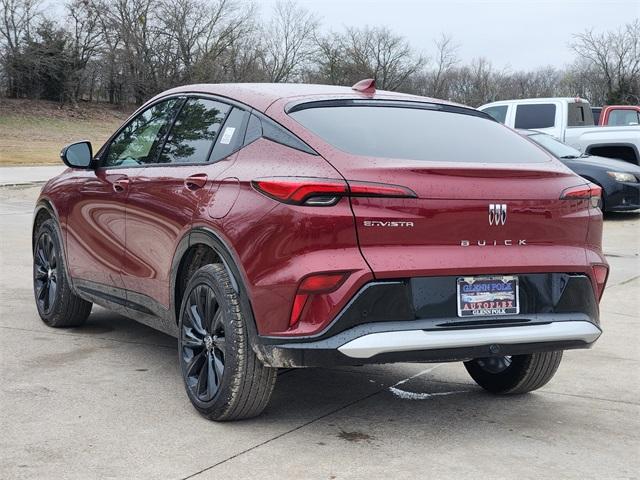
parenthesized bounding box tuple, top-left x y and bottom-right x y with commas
(560, 183, 601, 208)
(289, 272, 349, 327)
(592, 264, 609, 300)
(252, 177, 416, 206)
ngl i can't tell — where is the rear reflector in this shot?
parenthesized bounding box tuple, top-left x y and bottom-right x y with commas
(289, 272, 349, 327)
(560, 183, 602, 208)
(289, 294, 309, 327)
(252, 177, 416, 206)
(592, 264, 609, 300)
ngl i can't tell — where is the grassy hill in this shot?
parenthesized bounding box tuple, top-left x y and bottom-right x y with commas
(0, 99, 132, 165)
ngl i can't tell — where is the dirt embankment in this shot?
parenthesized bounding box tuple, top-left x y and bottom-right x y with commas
(0, 98, 133, 165)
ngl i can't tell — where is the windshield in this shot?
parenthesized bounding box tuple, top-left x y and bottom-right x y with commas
(528, 133, 583, 158)
(290, 103, 550, 163)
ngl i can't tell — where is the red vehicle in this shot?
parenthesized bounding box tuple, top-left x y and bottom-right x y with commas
(597, 105, 640, 126)
(33, 81, 608, 420)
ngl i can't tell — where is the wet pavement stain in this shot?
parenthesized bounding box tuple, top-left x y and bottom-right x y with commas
(337, 430, 374, 443)
(26, 346, 99, 368)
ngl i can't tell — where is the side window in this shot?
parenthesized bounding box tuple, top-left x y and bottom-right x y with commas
(104, 99, 179, 167)
(262, 116, 316, 154)
(567, 103, 594, 127)
(210, 108, 248, 162)
(608, 109, 640, 126)
(243, 114, 263, 146)
(241, 113, 315, 155)
(158, 98, 230, 164)
(514, 104, 556, 129)
(482, 105, 508, 124)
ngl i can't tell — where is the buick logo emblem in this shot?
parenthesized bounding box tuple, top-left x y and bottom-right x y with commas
(489, 204, 507, 226)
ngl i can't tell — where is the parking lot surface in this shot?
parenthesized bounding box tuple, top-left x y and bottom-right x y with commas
(1, 185, 639, 480)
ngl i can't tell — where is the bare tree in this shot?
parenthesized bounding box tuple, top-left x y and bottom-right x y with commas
(343, 26, 425, 90)
(158, 0, 253, 83)
(429, 34, 459, 98)
(1, 1, 637, 108)
(65, 0, 103, 101)
(0, 0, 41, 50)
(260, 0, 319, 82)
(0, 0, 42, 96)
(311, 26, 424, 90)
(310, 31, 348, 85)
(571, 19, 640, 104)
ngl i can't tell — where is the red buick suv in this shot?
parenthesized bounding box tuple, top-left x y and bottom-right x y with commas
(33, 81, 609, 420)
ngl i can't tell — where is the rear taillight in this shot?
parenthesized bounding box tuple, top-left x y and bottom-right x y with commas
(252, 177, 416, 206)
(289, 272, 349, 327)
(592, 264, 609, 301)
(560, 183, 602, 208)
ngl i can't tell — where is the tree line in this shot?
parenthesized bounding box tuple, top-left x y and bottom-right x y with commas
(1, 0, 638, 108)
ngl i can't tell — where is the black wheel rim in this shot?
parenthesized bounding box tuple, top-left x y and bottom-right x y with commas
(476, 356, 513, 374)
(181, 284, 226, 403)
(34, 232, 58, 314)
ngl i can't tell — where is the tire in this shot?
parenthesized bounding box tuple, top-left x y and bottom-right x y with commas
(464, 351, 563, 394)
(33, 218, 92, 327)
(178, 264, 277, 421)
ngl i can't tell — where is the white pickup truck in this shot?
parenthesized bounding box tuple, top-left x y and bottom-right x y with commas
(479, 97, 640, 165)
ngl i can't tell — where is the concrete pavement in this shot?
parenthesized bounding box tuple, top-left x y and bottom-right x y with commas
(0, 166, 66, 186)
(1, 185, 638, 480)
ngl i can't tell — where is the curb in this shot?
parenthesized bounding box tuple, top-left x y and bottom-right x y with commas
(0, 181, 46, 188)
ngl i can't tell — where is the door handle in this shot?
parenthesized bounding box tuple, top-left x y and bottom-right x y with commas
(185, 173, 208, 190)
(113, 177, 130, 193)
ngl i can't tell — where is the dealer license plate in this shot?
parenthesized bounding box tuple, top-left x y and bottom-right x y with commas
(456, 276, 519, 317)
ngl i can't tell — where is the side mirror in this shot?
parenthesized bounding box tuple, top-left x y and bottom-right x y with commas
(60, 141, 93, 169)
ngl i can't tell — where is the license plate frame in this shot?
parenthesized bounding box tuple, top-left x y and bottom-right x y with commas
(456, 275, 519, 318)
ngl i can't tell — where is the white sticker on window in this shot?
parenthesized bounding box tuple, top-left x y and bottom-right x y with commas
(220, 127, 236, 145)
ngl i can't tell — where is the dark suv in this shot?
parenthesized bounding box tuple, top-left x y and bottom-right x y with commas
(33, 82, 608, 420)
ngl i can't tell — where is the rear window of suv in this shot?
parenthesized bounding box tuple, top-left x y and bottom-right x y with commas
(289, 102, 550, 163)
(514, 104, 556, 129)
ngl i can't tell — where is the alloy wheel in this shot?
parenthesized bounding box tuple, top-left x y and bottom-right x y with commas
(34, 232, 58, 314)
(181, 284, 226, 403)
(476, 356, 513, 374)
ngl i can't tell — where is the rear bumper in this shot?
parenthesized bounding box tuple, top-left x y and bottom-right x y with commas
(337, 321, 600, 359)
(254, 273, 602, 367)
(255, 315, 601, 367)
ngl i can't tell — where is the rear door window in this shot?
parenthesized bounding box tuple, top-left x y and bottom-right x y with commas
(158, 98, 231, 164)
(482, 105, 508, 124)
(514, 104, 556, 129)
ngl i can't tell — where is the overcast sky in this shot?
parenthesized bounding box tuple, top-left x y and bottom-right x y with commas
(260, 0, 639, 71)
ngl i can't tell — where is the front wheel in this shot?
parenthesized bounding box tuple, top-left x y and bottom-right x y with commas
(178, 264, 277, 421)
(33, 219, 92, 327)
(464, 351, 563, 394)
